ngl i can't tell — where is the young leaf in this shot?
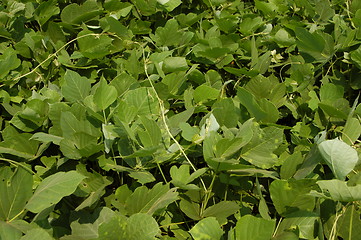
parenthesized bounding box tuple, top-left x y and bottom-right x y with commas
(318, 139, 358, 180)
(93, 79, 118, 110)
(26, 171, 85, 213)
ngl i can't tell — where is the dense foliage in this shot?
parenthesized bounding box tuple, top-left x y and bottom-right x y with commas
(1, 0, 361, 239)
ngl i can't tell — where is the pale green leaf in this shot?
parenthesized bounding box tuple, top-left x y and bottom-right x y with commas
(235, 215, 275, 240)
(318, 139, 358, 180)
(26, 171, 85, 213)
(317, 179, 361, 202)
(126, 213, 159, 240)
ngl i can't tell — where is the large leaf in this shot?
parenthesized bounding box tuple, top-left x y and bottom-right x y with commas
(235, 215, 275, 240)
(0, 221, 22, 240)
(0, 167, 33, 221)
(77, 30, 113, 59)
(275, 211, 318, 239)
(189, 217, 223, 240)
(26, 171, 85, 213)
(0, 128, 40, 160)
(270, 179, 317, 216)
(318, 139, 358, 180)
(126, 213, 159, 240)
(123, 87, 159, 116)
(241, 126, 283, 169)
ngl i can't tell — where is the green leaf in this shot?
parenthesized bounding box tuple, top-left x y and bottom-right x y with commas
(212, 98, 239, 128)
(0, 48, 21, 79)
(20, 228, 55, 240)
(77, 30, 113, 59)
(30, 133, 63, 145)
(128, 171, 156, 185)
(270, 179, 316, 216)
(157, 0, 182, 12)
(235, 215, 275, 240)
(26, 171, 85, 213)
(168, 107, 194, 135)
(123, 87, 159, 116)
(237, 87, 266, 121)
(93, 79, 118, 110)
(295, 27, 329, 62)
(320, 83, 344, 102)
(275, 211, 318, 239)
(0, 167, 33, 221)
(61, 70, 91, 103)
(194, 84, 220, 103)
(318, 139, 358, 180)
(97, 213, 127, 240)
(162, 57, 188, 73)
(137, 116, 162, 147)
(170, 165, 206, 190)
(125, 183, 178, 215)
(317, 179, 361, 202)
(0, 126, 40, 160)
(241, 126, 283, 169)
(60, 0, 102, 24)
(215, 137, 249, 159)
(342, 117, 361, 144)
(34, 0, 60, 26)
(202, 201, 239, 225)
(0, 221, 22, 240)
(126, 213, 159, 240)
(336, 204, 361, 240)
(351, 45, 361, 69)
(189, 217, 224, 240)
(131, 0, 157, 16)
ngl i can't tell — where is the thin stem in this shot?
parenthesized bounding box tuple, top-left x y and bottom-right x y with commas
(138, 44, 207, 192)
(13, 33, 104, 82)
